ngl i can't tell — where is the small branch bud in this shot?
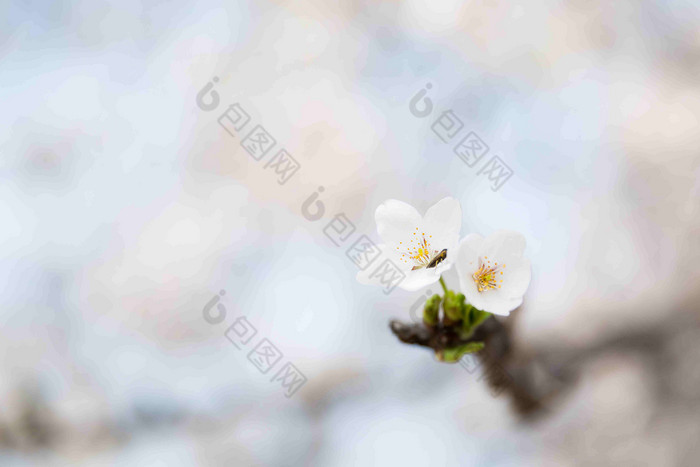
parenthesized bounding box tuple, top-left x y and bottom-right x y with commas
(423, 294, 441, 328)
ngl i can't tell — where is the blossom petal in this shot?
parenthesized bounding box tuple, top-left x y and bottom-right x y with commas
(355, 243, 444, 291)
(500, 257, 531, 298)
(456, 233, 484, 264)
(470, 292, 524, 316)
(457, 271, 522, 315)
(456, 235, 482, 304)
(455, 231, 530, 316)
(423, 197, 462, 238)
(422, 197, 461, 250)
(375, 199, 422, 245)
(397, 266, 443, 291)
(356, 260, 442, 291)
(358, 198, 465, 293)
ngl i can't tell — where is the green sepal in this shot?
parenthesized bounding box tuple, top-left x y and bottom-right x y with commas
(442, 290, 464, 323)
(437, 342, 485, 363)
(470, 307, 490, 329)
(423, 294, 441, 327)
(460, 306, 491, 338)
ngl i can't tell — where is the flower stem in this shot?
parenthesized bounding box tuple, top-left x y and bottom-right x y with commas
(439, 276, 448, 295)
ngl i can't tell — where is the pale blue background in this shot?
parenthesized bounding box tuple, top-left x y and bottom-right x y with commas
(1, 0, 699, 465)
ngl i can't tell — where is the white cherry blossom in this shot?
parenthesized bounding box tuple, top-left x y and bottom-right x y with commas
(455, 230, 531, 316)
(357, 197, 462, 291)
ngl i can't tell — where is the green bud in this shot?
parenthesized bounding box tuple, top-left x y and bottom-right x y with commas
(456, 293, 467, 319)
(463, 302, 474, 321)
(423, 294, 441, 327)
(437, 342, 485, 363)
(460, 305, 490, 338)
(471, 307, 491, 328)
(442, 290, 464, 324)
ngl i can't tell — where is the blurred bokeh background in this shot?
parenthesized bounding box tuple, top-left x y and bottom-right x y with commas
(1, 0, 699, 465)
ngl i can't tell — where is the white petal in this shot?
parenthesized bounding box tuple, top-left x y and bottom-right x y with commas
(479, 230, 530, 299)
(433, 258, 454, 276)
(356, 243, 389, 286)
(423, 197, 462, 240)
(456, 233, 484, 265)
(457, 275, 521, 315)
(433, 233, 460, 260)
(499, 257, 531, 298)
(398, 267, 443, 291)
(375, 199, 422, 244)
(471, 292, 523, 316)
(356, 261, 442, 291)
(455, 231, 530, 316)
(456, 233, 484, 307)
(355, 243, 443, 291)
(422, 198, 461, 254)
(455, 234, 483, 278)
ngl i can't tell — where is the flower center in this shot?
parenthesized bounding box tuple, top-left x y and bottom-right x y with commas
(397, 228, 440, 270)
(472, 256, 504, 292)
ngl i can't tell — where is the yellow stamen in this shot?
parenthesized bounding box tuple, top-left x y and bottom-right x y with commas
(472, 257, 505, 293)
(398, 229, 442, 270)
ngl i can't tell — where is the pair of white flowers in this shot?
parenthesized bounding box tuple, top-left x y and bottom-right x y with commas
(357, 197, 531, 316)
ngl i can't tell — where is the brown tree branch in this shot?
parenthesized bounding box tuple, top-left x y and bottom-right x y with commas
(390, 311, 700, 419)
(389, 316, 569, 418)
